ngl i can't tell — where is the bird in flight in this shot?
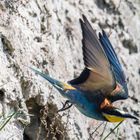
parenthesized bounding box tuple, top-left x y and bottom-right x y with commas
(30, 15, 137, 122)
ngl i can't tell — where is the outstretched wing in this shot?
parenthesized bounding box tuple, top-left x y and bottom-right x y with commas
(69, 15, 116, 95)
(99, 30, 128, 100)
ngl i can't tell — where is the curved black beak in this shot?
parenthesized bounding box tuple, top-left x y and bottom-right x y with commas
(122, 113, 138, 120)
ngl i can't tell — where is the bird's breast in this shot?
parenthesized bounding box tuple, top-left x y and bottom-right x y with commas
(65, 90, 105, 120)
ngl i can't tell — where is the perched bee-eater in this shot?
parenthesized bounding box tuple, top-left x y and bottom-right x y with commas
(30, 15, 137, 122)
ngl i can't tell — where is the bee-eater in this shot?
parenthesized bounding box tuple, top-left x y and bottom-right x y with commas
(30, 15, 137, 122)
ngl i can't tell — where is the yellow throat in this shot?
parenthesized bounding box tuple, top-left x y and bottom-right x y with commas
(103, 113, 125, 122)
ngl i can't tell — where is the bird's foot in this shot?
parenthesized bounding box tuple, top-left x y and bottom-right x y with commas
(57, 100, 73, 112)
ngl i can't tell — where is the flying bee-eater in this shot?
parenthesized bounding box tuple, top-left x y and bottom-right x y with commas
(30, 15, 137, 122)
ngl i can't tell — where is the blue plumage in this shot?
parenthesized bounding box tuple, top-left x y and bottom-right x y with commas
(99, 31, 128, 100)
(30, 67, 105, 121)
(99, 31, 124, 82)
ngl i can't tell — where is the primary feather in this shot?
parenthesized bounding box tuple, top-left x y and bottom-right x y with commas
(99, 31, 128, 100)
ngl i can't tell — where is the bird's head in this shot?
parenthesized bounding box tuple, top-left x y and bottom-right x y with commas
(101, 106, 138, 122)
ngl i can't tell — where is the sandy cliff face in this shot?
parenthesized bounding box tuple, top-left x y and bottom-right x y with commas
(0, 0, 139, 139)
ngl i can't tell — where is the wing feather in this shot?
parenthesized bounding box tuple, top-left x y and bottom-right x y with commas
(69, 15, 115, 94)
(99, 30, 128, 100)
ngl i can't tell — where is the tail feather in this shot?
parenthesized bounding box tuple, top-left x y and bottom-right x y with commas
(29, 67, 64, 91)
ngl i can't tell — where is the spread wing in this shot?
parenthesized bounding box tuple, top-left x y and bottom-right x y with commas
(69, 15, 116, 95)
(99, 30, 128, 100)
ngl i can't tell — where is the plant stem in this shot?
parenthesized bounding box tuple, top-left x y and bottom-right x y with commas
(0, 111, 17, 131)
(103, 121, 123, 140)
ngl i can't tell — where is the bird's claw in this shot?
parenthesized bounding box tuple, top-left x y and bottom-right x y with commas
(57, 100, 73, 112)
